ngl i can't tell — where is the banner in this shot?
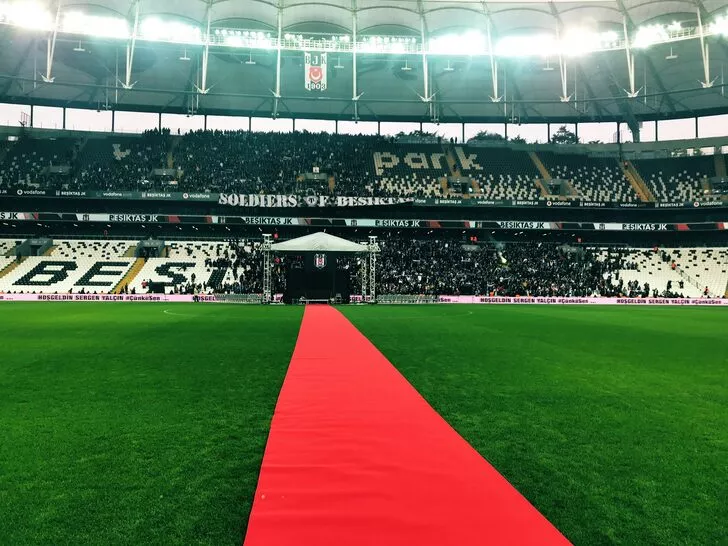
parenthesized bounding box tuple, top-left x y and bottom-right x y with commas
(0, 294, 219, 302)
(3, 212, 728, 231)
(217, 194, 412, 208)
(2, 187, 727, 210)
(304, 52, 327, 91)
(436, 297, 728, 306)
(2, 294, 727, 306)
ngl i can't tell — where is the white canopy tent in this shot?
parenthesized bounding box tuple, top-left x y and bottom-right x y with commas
(262, 232, 378, 303)
(271, 232, 370, 253)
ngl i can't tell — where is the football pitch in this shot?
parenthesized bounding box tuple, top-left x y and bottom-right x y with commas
(0, 303, 726, 545)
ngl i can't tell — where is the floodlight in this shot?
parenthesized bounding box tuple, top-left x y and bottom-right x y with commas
(429, 31, 485, 55)
(140, 18, 202, 44)
(2, 1, 52, 31)
(713, 14, 728, 37)
(63, 12, 128, 39)
(633, 24, 669, 49)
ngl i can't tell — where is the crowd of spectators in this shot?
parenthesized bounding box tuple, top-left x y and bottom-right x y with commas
(68, 129, 170, 192)
(175, 130, 383, 195)
(375, 237, 690, 297)
(0, 130, 722, 202)
(187, 236, 695, 298)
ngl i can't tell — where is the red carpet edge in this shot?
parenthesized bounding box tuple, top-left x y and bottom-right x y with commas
(243, 305, 571, 546)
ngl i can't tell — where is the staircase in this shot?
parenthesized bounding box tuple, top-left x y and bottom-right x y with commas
(620, 160, 654, 202)
(42, 245, 56, 256)
(441, 142, 459, 176)
(528, 152, 551, 181)
(0, 140, 14, 164)
(329, 175, 336, 192)
(123, 245, 138, 257)
(0, 258, 21, 280)
(534, 178, 550, 198)
(700, 177, 713, 197)
(674, 265, 710, 296)
(440, 178, 450, 196)
(113, 258, 145, 294)
(167, 136, 182, 169)
(72, 136, 89, 163)
(715, 153, 727, 178)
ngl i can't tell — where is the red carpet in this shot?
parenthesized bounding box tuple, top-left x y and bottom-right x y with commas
(243, 305, 570, 546)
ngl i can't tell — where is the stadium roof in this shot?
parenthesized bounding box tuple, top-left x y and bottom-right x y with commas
(1, 0, 728, 124)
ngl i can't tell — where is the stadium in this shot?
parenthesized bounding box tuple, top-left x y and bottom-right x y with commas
(1, 0, 727, 543)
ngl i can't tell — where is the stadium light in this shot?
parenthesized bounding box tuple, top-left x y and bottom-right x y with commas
(0, 1, 52, 31)
(139, 18, 202, 44)
(495, 29, 622, 58)
(495, 34, 557, 58)
(713, 14, 728, 37)
(429, 31, 486, 55)
(62, 12, 129, 39)
(1, 3, 727, 57)
(633, 24, 670, 49)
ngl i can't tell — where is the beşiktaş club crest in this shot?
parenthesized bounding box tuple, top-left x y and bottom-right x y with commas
(304, 52, 327, 91)
(314, 253, 327, 269)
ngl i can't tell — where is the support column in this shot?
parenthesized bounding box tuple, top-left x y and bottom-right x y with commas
(486, 19, 501, 102)
(196, 2, 212, 94)
(351, 0, 360, 121)
(697, 8, 715, 88)
(111, 110, 116, 132)
(417, 1, 434, 119)
(29, 105, 34, 127)
(361, 251, 368, 301)
(368, 235, 377, 303)
(272, 2, 283, 118)
(623, 17, 639, 97)
(123, 0, 141, 90)
(204, 114, 207, 130)
(62, 107, 66, 129)
(41, 1, 62, 83)
(262, 234, 273, 303)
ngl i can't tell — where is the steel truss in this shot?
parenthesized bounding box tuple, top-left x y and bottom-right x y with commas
(262, 234, 273, 303)
(367, 235, 378, 303)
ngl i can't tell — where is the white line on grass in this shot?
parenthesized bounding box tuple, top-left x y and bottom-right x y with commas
(162, 308, 198, 317)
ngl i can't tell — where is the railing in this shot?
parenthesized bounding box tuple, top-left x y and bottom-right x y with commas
(675, 266, 707, 296)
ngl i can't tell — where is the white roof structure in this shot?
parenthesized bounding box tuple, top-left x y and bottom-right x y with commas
(271, 232, 370, 253)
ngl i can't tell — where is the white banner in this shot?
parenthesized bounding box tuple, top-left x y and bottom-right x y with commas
(217, 194, 412, 208)
(304, 52, 327, 91)
(2, 294, 726, 306)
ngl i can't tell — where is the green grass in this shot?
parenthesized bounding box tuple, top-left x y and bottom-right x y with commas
(2, 304, 727, 545)
(0, 303, 302, 546)
(342, 305, 728, 545)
